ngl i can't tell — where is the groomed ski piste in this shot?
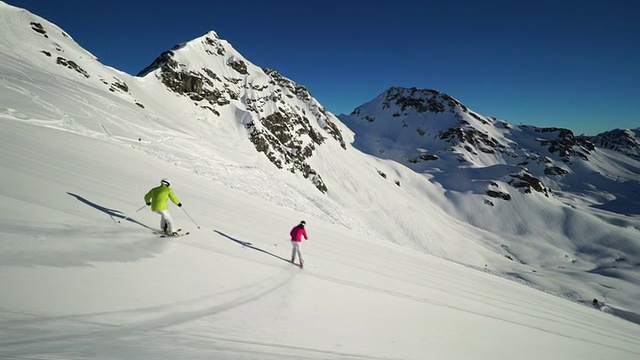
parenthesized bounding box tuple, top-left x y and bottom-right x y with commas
(2, 119, 639, 359)
(1, 2, 640, 359)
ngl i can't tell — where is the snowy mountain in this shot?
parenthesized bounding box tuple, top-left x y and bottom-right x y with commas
(136, 32, 347, 193)
(341, 87, 639, 258)
(584, 128, 640, 160)
(1, 2, 640, 358)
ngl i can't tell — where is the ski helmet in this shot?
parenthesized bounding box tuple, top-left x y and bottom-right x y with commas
(161, 178, 170, 186)
(300, 220, 306, 226)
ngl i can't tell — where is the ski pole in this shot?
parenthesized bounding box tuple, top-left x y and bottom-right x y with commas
(118, 205, 146, 223)
(181, 206, 200, 229)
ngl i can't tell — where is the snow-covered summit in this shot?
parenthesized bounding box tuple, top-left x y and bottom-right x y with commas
(585, 128, 640, 160)
(343, 87, 514, 167)
(342, 86, 598, 170)
(136, 30, 346, 192)
(339, 87, 637, 201)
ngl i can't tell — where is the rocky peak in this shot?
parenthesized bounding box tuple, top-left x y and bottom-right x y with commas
(583, 129, 639, 160)
(350, 87, 466, 119)
(534, 127, 595, 162)
(380, 87, 464, 114)
(339, 87, 623, 202)
(137, 32, 346, 193)
(263, 68, 311, 102)
(344, 87, 509, 165)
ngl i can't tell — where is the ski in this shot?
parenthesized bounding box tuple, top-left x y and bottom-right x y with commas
(161, 231, 189, 238)
(154, 228, 189, 237)
(153, 228, 181, 234)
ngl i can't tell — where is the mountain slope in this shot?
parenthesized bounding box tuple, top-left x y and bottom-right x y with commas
(1, 0, 639, 341)
(3, 119, 639, 359)
(339, 87, 640, 314)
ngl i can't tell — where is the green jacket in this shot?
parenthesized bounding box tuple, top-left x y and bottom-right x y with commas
(144, 184, 180, 211)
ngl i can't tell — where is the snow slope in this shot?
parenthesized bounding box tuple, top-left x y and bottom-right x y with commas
(2, 113, 640, 359)
(1, 2, 639, 358)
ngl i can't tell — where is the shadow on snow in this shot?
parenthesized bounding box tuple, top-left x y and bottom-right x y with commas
(214, 230, 296, 266)
(67, 192, 155, 231)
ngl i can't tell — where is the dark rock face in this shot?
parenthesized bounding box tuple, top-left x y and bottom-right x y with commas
(408, 153, 438, 163)
(379, 87, 466, 114)
(507, 171, 550, 196)
(385, 88, 446, 113)
(245, 111, 327, 192)
(138, 49, 233, 110)
(536, 127, 594, 162)
(56, 57, 89, 78)
(110, 79, 129, 93)
(438, 127, 503, 155)
(544, 166, 569, 176)
(486, 190, 512, 200)
(227, 59, 248, 75)
(30, 22, 47, 36)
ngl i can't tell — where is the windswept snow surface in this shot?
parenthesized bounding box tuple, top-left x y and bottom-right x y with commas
(2, 120, 639, 359)
(1, 2, 640, 359)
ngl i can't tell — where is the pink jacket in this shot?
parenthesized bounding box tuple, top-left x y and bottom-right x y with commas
(290, 225, 308, 242)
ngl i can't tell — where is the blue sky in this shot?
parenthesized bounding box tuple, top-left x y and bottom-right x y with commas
(7, 0, 639, 135)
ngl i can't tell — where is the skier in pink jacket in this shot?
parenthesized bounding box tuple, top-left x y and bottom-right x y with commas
(290, 220, 308, 267)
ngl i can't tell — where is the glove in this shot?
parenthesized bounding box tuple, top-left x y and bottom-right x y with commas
(146, 202, 151, 206)
(178, 203, 182, 207)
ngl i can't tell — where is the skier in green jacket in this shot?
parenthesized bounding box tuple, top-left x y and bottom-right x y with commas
(144, 178, 182, 236)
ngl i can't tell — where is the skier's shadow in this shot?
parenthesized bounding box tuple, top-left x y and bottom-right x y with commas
(67, 192, 155, 230)
(214, 230, 291, 264)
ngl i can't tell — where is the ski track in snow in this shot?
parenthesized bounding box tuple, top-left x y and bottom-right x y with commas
(0, 274, 318, 359)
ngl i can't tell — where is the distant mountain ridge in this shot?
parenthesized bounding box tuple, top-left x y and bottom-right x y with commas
(339, 87, 638, 202)
(584, 128, 640, 160)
